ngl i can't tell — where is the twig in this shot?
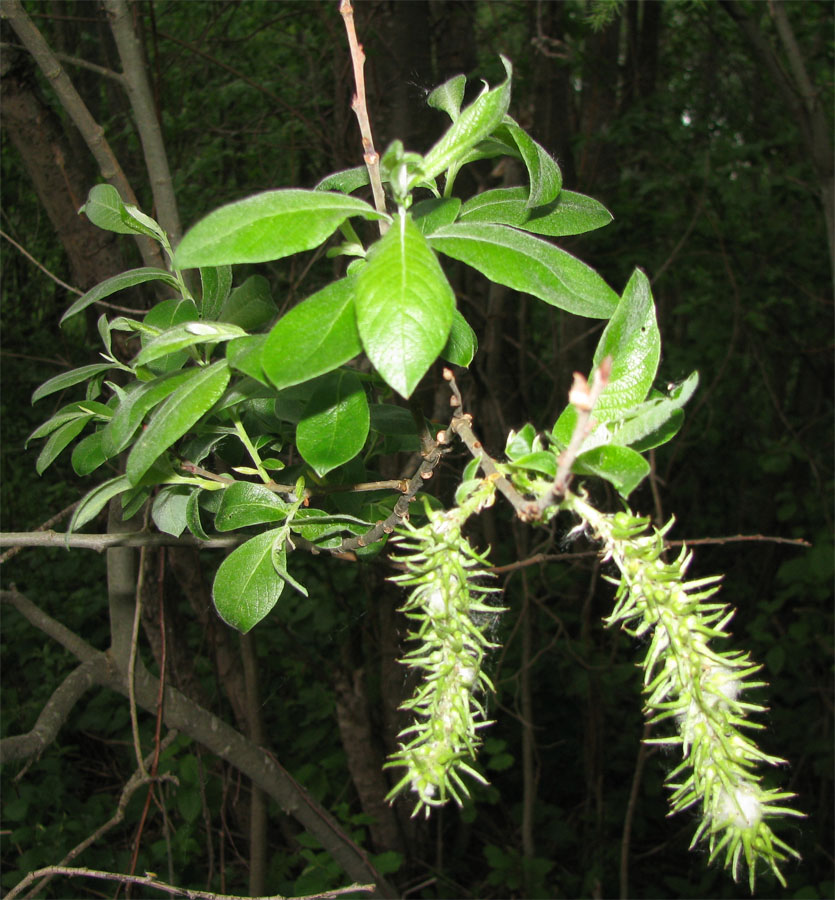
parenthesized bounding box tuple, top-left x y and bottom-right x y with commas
(0, 501, 80, 563)
(618, 722, 654, 900)
(533, 356, 612, 517)
(0, 229, 82, 295)
(0, 531, 244, 552)
(667, 533, 811, 549)
(129, 542, 149, 777)
(8, 866, 373, 900)
(337, 430, 451, 551)
(442, 369, 533, 518)
(127, 550, 172, 889)
(339, 0, 388, 229)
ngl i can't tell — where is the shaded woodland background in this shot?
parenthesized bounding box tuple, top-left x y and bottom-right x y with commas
(1, 1, 832, 898)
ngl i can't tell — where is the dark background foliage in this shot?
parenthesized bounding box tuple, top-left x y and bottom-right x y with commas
(1, 1, 832, 898)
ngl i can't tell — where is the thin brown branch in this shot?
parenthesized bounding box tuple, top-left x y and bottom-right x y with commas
(0, 501, 80, 563)
(619, 722, 655, 900)
(536, 356, 612, 515)
(8, 865, 373, 900)
(667, 533, 811, 549)
(337, 432, 450, 551)
(339, 0, 388, 229)
(443, 368, 532, 517)
(0, 40, 124, 81)
(0, 228, 83, 295)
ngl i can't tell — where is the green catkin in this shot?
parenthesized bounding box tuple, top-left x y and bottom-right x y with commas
(562, 490, 803, 892)
(384, 478, 503, 817)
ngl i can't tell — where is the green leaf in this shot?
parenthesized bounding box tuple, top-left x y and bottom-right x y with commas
(262, 278, 361, 391)
(296, 370, 370, 477)
(270, 544, 308, 597)
(289, 508, 370, 548)
(174, 189, 388, 268)
(27, 399, 112, 444)
(523, 190, 613, 237)
(412, 197, 461, 235)
(101, 368, 200, 458)
(459, 187, 612, 236)
(592, 269, 660, 419)
(36, 415, 91, 474)
(493, 119, 562, 206)
(427, 74, 467, 121)
(458, 187, 531, 227)
(421, 57, 512, 182)
(185, 489, 210, 540)
(80, 184, 166, 242)
(213, 481, 289, 532)
(611, 371, 699, 448)
(152, 485, 191, 537)
(212, 529, 286, 632)
(126, 361, 230, 485)
(199, 266, 233, 320)
(80, 184, 142, 235)
(32, 364, 115, 404)
(314, 166, 371, 194)
(226, 334, 268, 385)
(71, 431, 107, 476)
(60, 268, 179, 324)
(430, 222, 618, 318)
(134, 321, 246, 367)
(553, 371, 698, 455)
(573, 445, 650, 498)
(505, 423, 538, 459)
(369, 404, 416, 436)
(628, 409, 684, 452)
(141, 298, 201, 373)
(441, 308, 477, 367)
(119, 203, 166, 242)
(219, 274, 276, 331)
(506, 451, 557, 478)
(355, 213, 455, 397)
(69, 474, 133, 532)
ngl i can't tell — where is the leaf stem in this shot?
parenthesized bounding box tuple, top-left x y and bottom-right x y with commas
(231, 416, 270, 484)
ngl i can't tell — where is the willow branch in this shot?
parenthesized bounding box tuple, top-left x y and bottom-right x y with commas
(339, 0, 388, 229)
